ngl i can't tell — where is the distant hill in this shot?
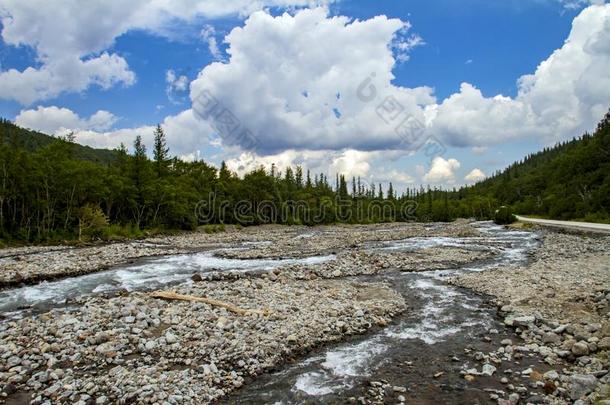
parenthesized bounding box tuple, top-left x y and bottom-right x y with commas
(463, 110, 610, 222)
(0, 118, 117, 165)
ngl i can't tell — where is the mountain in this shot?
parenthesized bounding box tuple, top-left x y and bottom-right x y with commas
(0, 119, 117, 165)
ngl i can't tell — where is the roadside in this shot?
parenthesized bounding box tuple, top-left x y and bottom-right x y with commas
(515, 216, 610, 235)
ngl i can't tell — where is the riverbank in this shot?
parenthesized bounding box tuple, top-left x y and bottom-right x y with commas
(451, 230, 610, 404)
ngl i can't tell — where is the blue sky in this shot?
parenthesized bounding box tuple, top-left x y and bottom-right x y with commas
(0, 0, 608, 191)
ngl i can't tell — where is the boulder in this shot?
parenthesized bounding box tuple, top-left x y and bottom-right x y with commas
(570, 374, 598, 400)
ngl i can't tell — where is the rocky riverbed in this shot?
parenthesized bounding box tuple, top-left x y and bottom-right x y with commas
(0, 278, 404, 404)
(0, 220, 479, 287)
(1, 221, 608, 404)
(452, 229, 610, 404)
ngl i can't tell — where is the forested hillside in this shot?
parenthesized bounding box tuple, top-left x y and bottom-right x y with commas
(461, 110, 610, 222)
(0, 111, 608, 243)
(0, 120, 117, 164)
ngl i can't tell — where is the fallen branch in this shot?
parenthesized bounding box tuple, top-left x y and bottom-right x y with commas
(149, 291, 269, 316)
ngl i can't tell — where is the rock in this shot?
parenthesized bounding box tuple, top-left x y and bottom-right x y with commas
(397, 395, 405, 402)
(597, 337, 610, 350)
(216, 316, 229, 329)
(571, 341, 590, 356)
(513, 316, 535, 327)
(570, 374, 598, 400)
(464, 375, 475, 382)
(501, 339, 513, 346)
(7, 356, 21, 367)
(286, 334, 297, 343)
(331, 270, 342, 277)
(543, 370, 559, 381)
(542, 332, 561, 345)
(165, 331, 178, 344)
(144, 340, 157, 352)
(525, 395, 544, 404)
(482, 364, 496, 376)
(191, 273, 203, 282)
(508, 393, 520, 402)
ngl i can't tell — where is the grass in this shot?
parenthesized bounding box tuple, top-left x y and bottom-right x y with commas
(199, 224, 226, 234)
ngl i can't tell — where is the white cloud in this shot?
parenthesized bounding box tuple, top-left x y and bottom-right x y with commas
(424, 157, 461, 184)
(166, 69, 189, 103)
(392, 25, 425, 63)
(0, 54, 135, 105)
(15, 106, 118, 135)
(472, 146, 488, 155)
(223, 148, 415, 192)
(190, 7, 434, 154)
(0, 0, 335, 104)
(201, 25, 223, 60)
(166, 70, 189, 93)
(431, 4, 610, 147)
(15, 105, 213, 157)
(557, 0, 605, 10)
(465, 168, 486, 182)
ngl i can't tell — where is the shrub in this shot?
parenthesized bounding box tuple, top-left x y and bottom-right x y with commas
(494, 206, 516, 225)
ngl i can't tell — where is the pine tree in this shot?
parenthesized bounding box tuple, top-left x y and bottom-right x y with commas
(306, 169, 312, 188)
(295, 166, 303, 189)
(153, 124, 170, 177)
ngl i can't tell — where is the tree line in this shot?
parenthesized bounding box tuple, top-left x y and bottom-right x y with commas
(0, 109, 608, 243)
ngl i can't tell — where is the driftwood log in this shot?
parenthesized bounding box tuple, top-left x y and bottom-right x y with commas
(149, 291, 269, 316)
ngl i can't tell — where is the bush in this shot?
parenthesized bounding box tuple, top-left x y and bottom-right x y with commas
(202, 224, 226, 234)
(77, 204, 109, 240)
(101, 223, 144, 241)
(494, 206, 516, 225)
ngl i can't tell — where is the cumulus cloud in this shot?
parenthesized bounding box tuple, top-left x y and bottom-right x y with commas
(190, 7, 433, 155)
(223, 148, 415, 190)
(431, 4, 610, 147)
(188, 4, 610, 156)
(0, 0, 335, 104)
(15, 106, 118, 135)
(424, 157, 461, 184)
(465, 168, 486, 182)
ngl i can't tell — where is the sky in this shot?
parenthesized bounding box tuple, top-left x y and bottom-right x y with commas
(0, 0, 609, 192)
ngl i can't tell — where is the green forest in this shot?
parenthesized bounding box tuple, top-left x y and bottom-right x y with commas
(0, 110, 608, 243)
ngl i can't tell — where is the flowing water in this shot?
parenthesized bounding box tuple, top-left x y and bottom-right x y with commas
(223, 222, 540, 404)
(0, 251, 334, 318)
